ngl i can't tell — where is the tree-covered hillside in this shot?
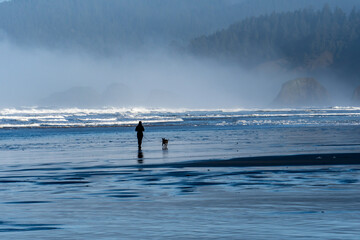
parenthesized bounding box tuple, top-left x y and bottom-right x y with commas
(189, 6, 360, 79)
(0, 0, 359, 54)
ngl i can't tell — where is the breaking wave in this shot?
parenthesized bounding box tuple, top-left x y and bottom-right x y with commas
(0, 106, 359, 128)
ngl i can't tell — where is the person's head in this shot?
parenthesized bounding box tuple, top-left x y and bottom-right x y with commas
(139, 121, 142, 125)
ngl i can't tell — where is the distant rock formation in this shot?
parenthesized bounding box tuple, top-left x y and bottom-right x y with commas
(39, 87, 100, 108)
(39, 83, 135, 108)
(352, 85, 360, 103)
(101, 83, 133, 106)
(273, 78, 329, 107)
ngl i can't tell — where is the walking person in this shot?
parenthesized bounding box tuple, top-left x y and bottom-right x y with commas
(135, 121, 145, 149)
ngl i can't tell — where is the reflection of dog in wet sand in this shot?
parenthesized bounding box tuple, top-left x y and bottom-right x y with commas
(162, 138, 169, 150)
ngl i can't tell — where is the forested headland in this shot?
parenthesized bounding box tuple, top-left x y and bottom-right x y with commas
(189, 6, 360, 81)
(0, 0, 359, 99)
(0, 0, 359, 55)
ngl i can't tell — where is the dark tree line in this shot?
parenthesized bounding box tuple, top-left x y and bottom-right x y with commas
(0, 0, 359, 55)
(189, 6, 360, 77)
(0, 0, 258, 53)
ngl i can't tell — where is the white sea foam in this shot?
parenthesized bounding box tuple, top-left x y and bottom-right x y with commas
(0, 106, 359, 128)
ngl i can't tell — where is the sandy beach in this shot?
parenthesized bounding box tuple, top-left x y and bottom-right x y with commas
(1, 161, 360, 239)
(0, 108, 359, 239)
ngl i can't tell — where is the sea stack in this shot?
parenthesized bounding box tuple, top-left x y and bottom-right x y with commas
(273, 78, 329, 107)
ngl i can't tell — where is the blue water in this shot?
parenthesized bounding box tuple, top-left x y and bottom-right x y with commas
(0, 107, 360, 239)
(0, 107, 359, 128)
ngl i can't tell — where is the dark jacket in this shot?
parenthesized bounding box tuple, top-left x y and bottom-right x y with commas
(135, 124, 144, 136)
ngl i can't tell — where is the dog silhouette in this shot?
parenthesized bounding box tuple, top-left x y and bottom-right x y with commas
(162, 138, 169, 149)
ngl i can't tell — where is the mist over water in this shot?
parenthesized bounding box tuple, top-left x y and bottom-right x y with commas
(0, 27, 357, 109)
(1, 3, 360, 239)
(0, 39, 303, 109)
(0, 0, 358, 110)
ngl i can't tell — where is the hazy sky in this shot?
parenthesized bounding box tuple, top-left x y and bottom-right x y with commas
(0, 39, 299, 108)
(0, 0, 357, 109)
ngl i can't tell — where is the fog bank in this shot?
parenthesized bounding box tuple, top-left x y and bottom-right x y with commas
(0, 41, 302, 109)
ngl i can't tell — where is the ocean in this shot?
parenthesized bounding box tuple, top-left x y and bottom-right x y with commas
(0, 107, 359, 239)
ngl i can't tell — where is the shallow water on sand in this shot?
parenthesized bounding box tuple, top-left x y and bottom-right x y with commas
(0, 108, 360, 239)
(1, 162, 360, 239)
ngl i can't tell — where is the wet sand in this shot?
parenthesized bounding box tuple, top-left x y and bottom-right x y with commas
(1, 158, 360, 239)
(0, 123, 359, 239)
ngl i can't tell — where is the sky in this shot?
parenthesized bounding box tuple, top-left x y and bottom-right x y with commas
(0, 0, 357, 109)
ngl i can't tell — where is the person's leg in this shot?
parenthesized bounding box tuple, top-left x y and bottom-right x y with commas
(138, 135, 143, 148)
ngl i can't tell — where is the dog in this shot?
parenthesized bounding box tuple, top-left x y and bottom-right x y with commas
(162, 138, 169, 150)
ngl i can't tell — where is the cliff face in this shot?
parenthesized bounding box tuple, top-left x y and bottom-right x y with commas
(273, 78, 329, 107)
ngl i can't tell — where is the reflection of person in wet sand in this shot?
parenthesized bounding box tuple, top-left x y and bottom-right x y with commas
(135, 121, 145, 149)
(137, 150, 144, 164)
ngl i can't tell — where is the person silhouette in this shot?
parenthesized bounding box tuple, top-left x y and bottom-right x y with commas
(135, 121, 145, 149)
